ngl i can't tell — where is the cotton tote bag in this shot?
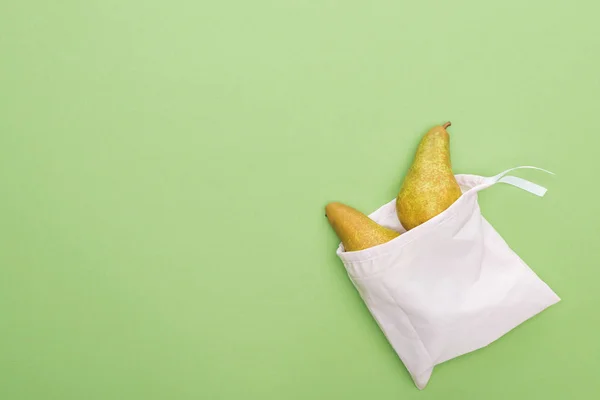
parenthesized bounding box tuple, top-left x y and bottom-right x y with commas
(336, 166, 560, 389)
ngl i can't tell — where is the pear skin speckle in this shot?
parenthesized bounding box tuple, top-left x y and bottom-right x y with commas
(396, 122, 462, 231)
(326, 202, 399, 251)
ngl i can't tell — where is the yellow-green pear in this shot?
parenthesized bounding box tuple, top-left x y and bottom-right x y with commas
(396, 122, 462, 231)
(326, 202, 399, 251)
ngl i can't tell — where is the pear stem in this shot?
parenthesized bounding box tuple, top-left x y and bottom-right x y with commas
(442, 121, 451, 129)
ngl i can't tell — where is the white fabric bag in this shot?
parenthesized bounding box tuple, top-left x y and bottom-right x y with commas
(336, 166, 560, 389)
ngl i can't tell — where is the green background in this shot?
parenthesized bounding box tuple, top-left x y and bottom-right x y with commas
(1, 1, 598, 399)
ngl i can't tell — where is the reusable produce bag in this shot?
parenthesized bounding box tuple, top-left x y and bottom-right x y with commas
(336, 166, 559, 389)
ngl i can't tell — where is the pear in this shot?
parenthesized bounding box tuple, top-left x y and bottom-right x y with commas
(396, 122, 462, 231)
(326, 202, 399, 251)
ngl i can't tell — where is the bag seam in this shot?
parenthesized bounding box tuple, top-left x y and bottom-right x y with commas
(381, 282, 436, 377)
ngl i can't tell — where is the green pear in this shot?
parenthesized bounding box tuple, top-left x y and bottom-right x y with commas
(326, 202, 399, 251)
(396, 122, 462, 230)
